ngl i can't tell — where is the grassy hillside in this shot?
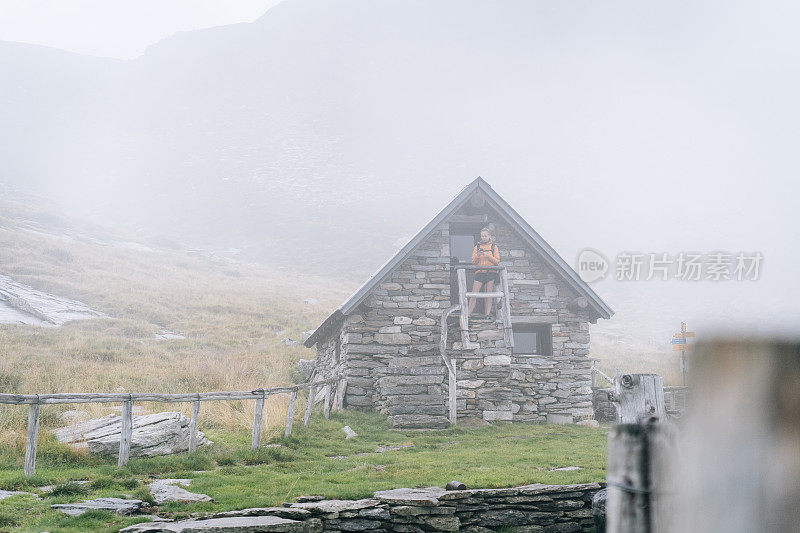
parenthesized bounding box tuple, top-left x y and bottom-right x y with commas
(0, 198, 617, 532)
(0, 412, 606, 533)
(0, 199, 350, 448)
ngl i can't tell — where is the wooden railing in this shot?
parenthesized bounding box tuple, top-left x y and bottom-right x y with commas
(0, 375, 346, 476)
(590, 360, 615, 388)
(439, 265, 514, 426)
(451, 265, 513, 349)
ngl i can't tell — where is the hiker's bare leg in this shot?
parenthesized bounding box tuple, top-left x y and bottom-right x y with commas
(468, 280, 483, 316)
(484, 280, 495, 315)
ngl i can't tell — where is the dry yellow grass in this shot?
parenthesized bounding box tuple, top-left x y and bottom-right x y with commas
(0, 201, 351, 448)
(590, 339, 686, 386)
(0, 199, 678, 454)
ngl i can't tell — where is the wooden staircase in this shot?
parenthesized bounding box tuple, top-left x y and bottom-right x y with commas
(438, 265, 514, 426)
(454, 265, 514, 350)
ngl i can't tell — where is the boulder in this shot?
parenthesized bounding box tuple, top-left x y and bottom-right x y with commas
(341, 426, 358, 439)
(52, 497, 143, 516)
(0, 490, 38, 500)
(0, 274, 103, 326)
(592, 488, 607, 533)
(150, 479, 212, 505)
(53, 412, 211, 457)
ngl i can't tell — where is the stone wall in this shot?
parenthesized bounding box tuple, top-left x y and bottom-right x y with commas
(315, 207, 598, 428)
(450, 318, 592, 424)
(125, 482, 603, 532)
(591, 389, 617, 423)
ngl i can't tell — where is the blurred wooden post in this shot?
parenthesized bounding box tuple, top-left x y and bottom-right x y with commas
(24, 402, 40, 477)
(607, 424, 649, 533)
(284, 390, 297, 437)
(323, 385, 331, 419)
(303, 385, 314, 427)
(188, 398, 201, 452)
(648, 423, 678, 533)
(614, 373, 666, 423)
(118, 399, 133, 466)
(671, 340, 800, 533)
(252, 394, 265, 449)
(607, 421, 677, 533)
(591, 360, 597, 388)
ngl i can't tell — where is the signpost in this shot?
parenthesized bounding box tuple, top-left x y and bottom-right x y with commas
(672, 321, 695, 386)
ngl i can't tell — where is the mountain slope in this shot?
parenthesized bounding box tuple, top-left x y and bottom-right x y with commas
(0, 0, 745, 274)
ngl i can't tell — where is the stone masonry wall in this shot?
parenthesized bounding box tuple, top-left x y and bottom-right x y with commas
(125, 482, 603, 532)
(314, 206, 597, 428)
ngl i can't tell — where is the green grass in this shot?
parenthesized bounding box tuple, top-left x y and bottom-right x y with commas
(0, 411, 607, 532)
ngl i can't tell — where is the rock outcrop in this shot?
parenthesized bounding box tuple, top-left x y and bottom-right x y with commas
(0, 274, 103, 326)
(150, 479, 213, 505)
(53, 412, 211, 457)
(52, 497, 143, 516)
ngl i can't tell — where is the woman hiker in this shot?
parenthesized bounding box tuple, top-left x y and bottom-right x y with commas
(468, 227, 501, 318)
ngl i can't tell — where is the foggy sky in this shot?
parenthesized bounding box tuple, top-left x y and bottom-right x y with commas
(1, 0, 799, 341)
(0, 0, 281, 58)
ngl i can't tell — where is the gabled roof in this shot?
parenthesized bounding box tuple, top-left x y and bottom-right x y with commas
(304, 177, 613, 347)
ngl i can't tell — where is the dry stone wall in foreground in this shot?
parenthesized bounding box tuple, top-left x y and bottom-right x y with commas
(123, 482, 603, 532)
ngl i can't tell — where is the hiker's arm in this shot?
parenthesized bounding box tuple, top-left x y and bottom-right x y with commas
(488, 246, 500, 265)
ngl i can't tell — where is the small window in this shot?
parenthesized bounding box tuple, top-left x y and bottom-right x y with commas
(449, 230, 479, 303)
(512, 323, 552, 356)
(450, 233, 477, 264)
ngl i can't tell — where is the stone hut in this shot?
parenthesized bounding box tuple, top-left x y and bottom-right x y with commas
(304, 178, 613, 429)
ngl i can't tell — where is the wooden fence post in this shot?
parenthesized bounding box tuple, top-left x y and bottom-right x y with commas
(607, 421, 677, 533)
(188, 398, 201, 452)
(252, 394, 265, 449)
(118, 399, 133, 467)
(614, 373, 666, 423)
(323, 385, 331, 419)
(24, 402, 40, 477)
(670, 340, 800, 533)
(606, 424, 649, 533)
(284, 390, 297, 437)
(303, 385, 314, 427)
(335, 379, 346, 411)
(448, 366, 457, 425)
(648, 423, 678, 533)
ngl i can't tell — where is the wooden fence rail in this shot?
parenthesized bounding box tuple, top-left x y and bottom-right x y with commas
(0, 375, 345, 477)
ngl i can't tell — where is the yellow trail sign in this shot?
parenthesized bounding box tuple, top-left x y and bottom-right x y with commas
(673, 344, 689, 351)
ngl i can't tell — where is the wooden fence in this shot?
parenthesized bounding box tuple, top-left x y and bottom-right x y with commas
(0, 375, 346, 477)
(606, 340, 800, 532)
